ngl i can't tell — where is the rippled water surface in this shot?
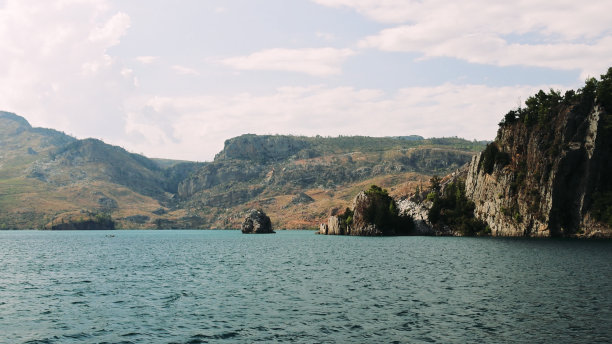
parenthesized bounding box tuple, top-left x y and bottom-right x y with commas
(0, 230, 611, 343)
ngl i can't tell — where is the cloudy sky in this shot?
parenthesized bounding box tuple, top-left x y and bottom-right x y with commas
(1, 0, 611, 161)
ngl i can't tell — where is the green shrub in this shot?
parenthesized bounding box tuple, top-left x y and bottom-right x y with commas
(596, 68, 612, 121)
(427, 180, 489, 236)
(497, 69, 612, 130)
(479, 143, 510, 174)
(360, 185, 414, 235)
(591, 192, 612, 226)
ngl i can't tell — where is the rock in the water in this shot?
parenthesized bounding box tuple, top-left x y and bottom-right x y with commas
(318, 222, 328, 234)
(241, 209, 274, 234)
(350, 191, 385, 236)
(319, 185, 413, 236)
(327, 215, 344, 235)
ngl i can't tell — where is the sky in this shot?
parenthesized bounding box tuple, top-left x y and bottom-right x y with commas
(1, 0, 611, 161)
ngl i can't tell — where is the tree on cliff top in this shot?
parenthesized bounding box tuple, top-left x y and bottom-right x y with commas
(354, 185, 413, 235)
(498, 67, 612, 128)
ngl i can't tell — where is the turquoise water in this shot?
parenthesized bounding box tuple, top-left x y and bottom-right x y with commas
(0, 230, 610, 343)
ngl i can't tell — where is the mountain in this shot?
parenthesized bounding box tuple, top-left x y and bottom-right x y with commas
(0, 112, 203, 229)
(0, 112, 485, 229)
(178, 134, 484, 229)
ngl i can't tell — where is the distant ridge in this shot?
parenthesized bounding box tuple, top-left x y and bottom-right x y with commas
(0, 112, 484, 229)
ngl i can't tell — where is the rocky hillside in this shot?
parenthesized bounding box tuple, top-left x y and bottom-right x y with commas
(0, 111, 484, 229)
(178, 134, 485, 228)
(464, 69, 612, 237)
(0, 112, 203, 229)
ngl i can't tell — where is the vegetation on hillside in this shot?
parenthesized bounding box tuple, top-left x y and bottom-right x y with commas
(479, 142, 510, 175)
(360, 185, 414, 234)
(591, 192, 612, 227)
(50, 211, 115, 230)
(218, 133, 487, 164)
(494, 68, 612, 230)
(427, 177, 490, 236)
(499, 67, 612, 129)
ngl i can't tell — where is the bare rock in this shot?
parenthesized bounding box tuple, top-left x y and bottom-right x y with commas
(241, 209, 274, 234)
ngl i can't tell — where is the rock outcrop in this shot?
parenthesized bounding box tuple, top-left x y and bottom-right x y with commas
(464, 71, 612, 237)
(319, 185, 413, 236)
(215, 134, 310, 162)
(318, 215, 344, 235)
(397, 199, 434, 235)
(350, 191, 385, 236)
(241, 209, 274, 234)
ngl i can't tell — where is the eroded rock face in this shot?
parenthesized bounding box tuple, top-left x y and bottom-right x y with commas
(465, 103, 612, 237)
(320, 188, 413, 236)
(327, 215, 343, 235)
(318, 222, 328, 235)
(241, 209, 274, 234)
(397, 199, 434, 235)
(351, 192, 384, 236)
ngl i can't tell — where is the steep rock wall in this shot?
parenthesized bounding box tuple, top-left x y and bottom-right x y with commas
(465, 103, 611, 237)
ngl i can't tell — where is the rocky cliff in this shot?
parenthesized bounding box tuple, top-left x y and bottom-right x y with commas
(464, 69, 612, 237)
(319, 185, 413, 236)
(241, 209, 274, 234)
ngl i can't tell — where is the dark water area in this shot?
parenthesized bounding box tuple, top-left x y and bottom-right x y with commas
(0, 230, 610, 343)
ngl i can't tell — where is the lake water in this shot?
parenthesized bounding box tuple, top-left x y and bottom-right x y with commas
(0, 230, 610, 343)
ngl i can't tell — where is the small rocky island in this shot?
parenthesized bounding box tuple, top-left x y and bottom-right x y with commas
(241, 209, 275, 234)
(319, 185, 413, 236)
(49, 211, 115, 230)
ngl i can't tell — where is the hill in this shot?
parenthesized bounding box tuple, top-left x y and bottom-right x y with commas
(178, 134, 485, 228)
(0, 111, 485, 229)
(0, 112, 203, 229)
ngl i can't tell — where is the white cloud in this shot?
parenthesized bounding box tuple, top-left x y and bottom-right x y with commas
(88, 11, 130, 46)
(313, 0, 612, 37)
(311, 0, 418, 24)
(119, 83, 548, 161)
(171, 65, 200, 76)
(135, 56, 159, 64)
(220, 48, 356, 77)
(361, 29, 612, 80)
(0, 0, 599, 163)
(0, 0, 135, 140)
(315, 0, 612, 78)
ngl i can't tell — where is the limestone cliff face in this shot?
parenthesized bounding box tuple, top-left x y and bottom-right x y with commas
(319, 187, 413, 236)
(397, 199, 434, 235)
(350, 192, 385, 236)
(465, 102, 612, 237)
(215, 134, 310, 162)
